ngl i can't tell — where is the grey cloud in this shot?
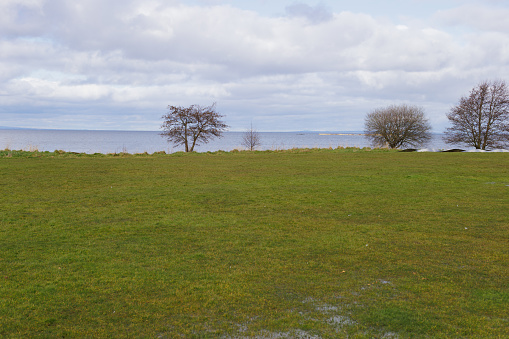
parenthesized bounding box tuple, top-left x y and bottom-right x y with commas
(0, 1, 46, 37)
(285, 2, 333, 24)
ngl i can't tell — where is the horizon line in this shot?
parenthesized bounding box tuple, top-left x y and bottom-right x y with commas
(0, 127, 447, 134)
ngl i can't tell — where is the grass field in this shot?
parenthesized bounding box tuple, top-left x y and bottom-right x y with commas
(0, 148, 508, 338)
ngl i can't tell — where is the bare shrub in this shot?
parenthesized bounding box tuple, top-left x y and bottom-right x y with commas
(364, 104, 432, 149)
(241, 123, 261, 151)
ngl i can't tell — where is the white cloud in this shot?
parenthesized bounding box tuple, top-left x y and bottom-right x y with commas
(1, 0, 509, 131)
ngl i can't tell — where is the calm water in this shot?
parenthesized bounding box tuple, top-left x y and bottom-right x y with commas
(0, 129, 465, 154)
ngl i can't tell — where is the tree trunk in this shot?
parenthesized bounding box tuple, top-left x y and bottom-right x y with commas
(184, 124, 190, 152)
(189, 131, 201, 152)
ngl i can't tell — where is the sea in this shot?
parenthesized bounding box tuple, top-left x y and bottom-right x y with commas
(0, 129, 478, 154)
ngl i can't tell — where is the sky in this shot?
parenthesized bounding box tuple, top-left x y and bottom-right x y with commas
(1, 0, 509, 132)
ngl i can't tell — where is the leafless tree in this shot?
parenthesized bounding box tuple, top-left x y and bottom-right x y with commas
(160, 103, 228, 152)
(241, 123, 261, 151)
(444, 80, 509, 150)
(364, 104, 432, 149)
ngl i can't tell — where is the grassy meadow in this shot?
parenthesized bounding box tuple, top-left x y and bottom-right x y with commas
(0, 148, 508, 338)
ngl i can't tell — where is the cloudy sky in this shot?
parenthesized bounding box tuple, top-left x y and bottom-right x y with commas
(1, 0, 509, 131)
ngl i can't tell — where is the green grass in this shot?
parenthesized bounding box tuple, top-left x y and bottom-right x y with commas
(0, 148, 508, 337)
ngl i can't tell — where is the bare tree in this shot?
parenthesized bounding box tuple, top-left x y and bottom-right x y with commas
(241, 123, 261, 151)
(444, 80, 509, 150)
(160, 103, 228, 152)
(364, 104, 432, 149)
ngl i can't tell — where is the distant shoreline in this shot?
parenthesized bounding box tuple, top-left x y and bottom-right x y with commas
(0, 129, 466, 153)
